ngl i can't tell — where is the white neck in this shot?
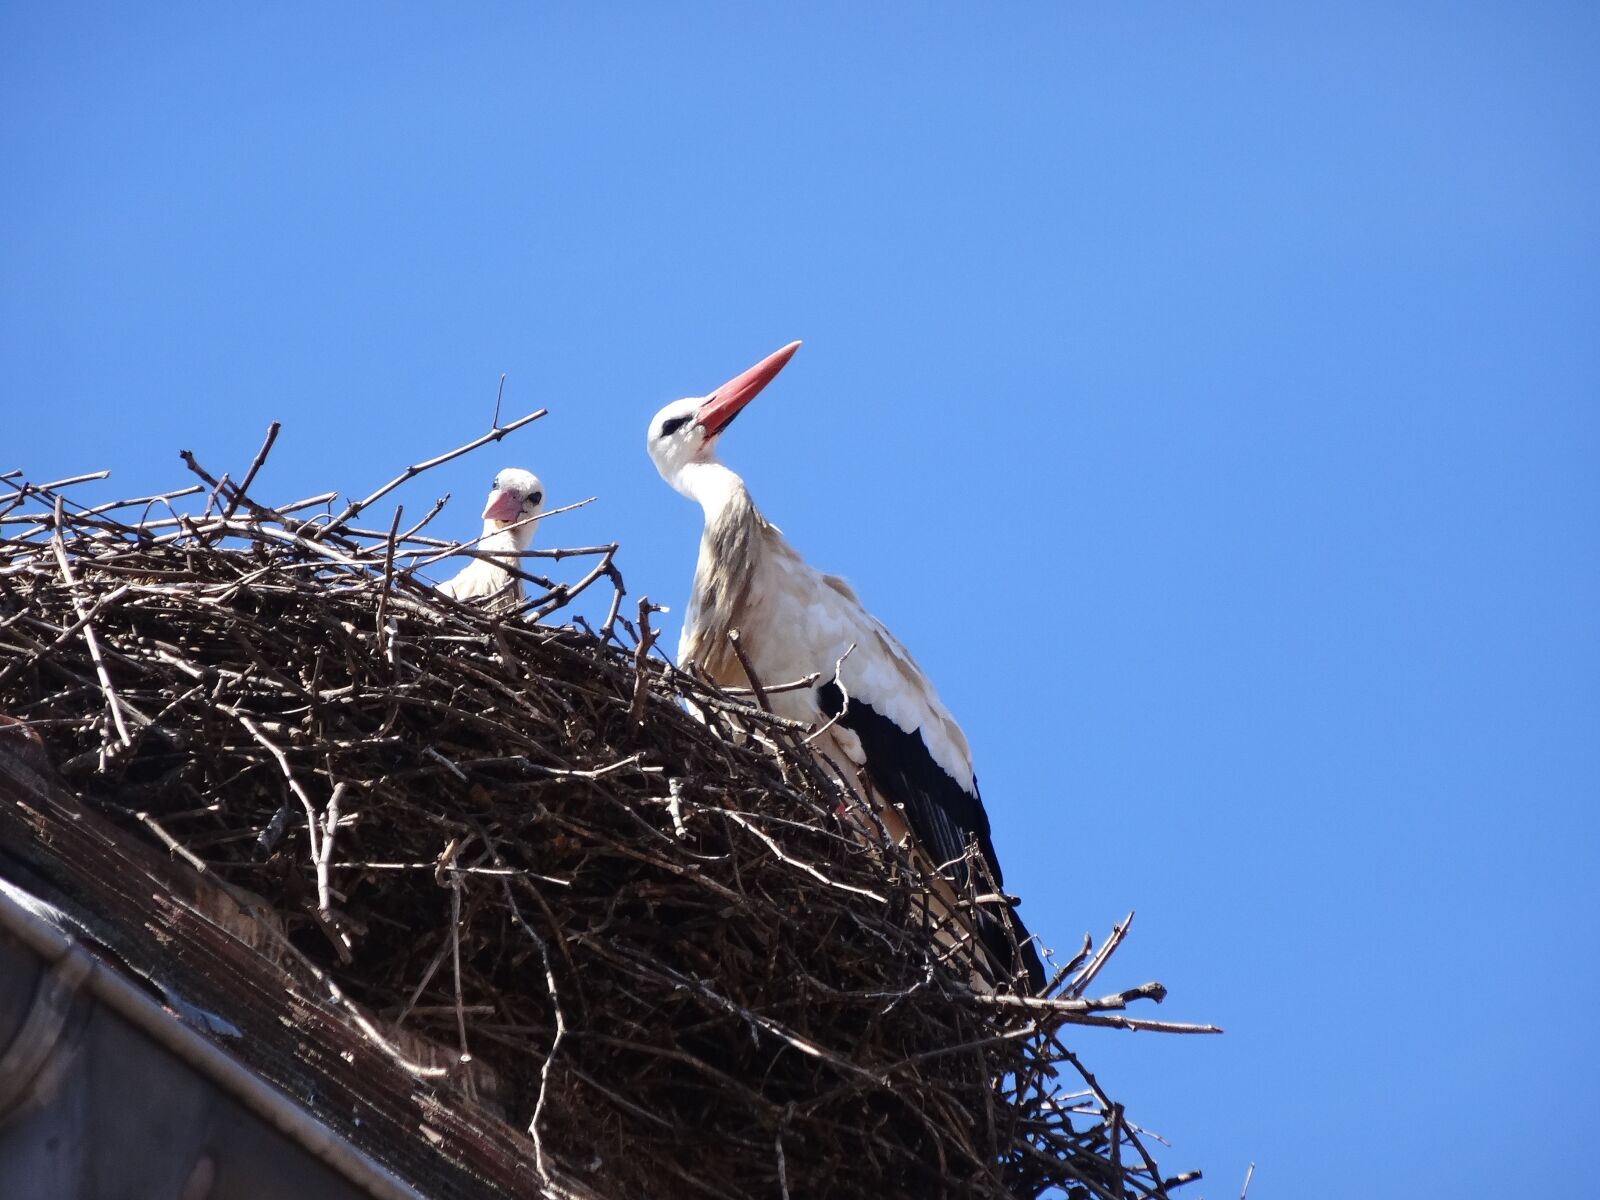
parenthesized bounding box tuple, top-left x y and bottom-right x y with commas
(672, 460, 750, 526)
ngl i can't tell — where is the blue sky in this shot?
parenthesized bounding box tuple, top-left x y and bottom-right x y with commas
(4, 4, 1597, 1195)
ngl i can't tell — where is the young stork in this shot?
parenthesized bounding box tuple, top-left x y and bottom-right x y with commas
(437, 467, 544, 606)
(646, 343, 1046, 992)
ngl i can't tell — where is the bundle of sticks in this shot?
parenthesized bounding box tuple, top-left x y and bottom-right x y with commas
(0, 420, 1214, 1200)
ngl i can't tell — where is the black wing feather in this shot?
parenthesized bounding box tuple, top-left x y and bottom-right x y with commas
(818, 681, 1045, 992)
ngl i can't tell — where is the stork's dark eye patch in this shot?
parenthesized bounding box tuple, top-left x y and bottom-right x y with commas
(529, 491, 543, 506)
(660, 416, 691, 437)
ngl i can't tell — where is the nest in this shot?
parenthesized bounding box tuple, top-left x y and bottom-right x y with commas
(0, 420, 1213, 1200)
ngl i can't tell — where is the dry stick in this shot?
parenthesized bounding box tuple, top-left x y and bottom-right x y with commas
(200, 471, 231, 527)
(1068, 910, 1135, 999)
(312, 408, 545, 541)
(374, 505, 402, 650)
(802, 643, 858, 746)
(448, 867, 472, 1066)
(274, 490, 341, 516)
(13, 469, 111, 495)
(522, 753, 650, 781)
(395, 496, 449, 545)
(334, 861, 571, 885)
(48, 500, 131, 748)
(423, 745, 468, 783)
(1046, 931, 1094, 996)
(724, 671, 821, 699)
(221, 421, 281, 524)
(599, 570, 627, 643)
(726, 628, 770, 712)
(491, 373, 507, 429)
(0, 483, 201, 526)
(178, 451, 270, 530)
(972, 981, 1169, 1016)
(0, 473, 112, 525)
(628, 599, 663, 723)
(316, 782, 350, 923)
(1049, 1012, 1220, 1036)
(80, 483, 204, 518)
(1239, 1162, 1256, 1200)
(0, 483, 35, 522)
(135, 810, 213, 877)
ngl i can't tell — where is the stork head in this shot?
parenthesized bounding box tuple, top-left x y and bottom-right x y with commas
(480, 467, 544, 550)
(647, 341, 801, 493)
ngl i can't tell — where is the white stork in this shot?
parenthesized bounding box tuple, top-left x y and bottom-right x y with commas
(646, 343, 1045, 992)
(437, 467, 544, 605)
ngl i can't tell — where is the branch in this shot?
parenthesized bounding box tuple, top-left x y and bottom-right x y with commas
(313, 408, 546, 540)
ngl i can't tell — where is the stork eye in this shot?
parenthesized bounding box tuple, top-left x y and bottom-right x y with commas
(528, 491, 543, 506)
(660, 415, 691, 438)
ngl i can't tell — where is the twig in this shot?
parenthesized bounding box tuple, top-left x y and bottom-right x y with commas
(726, 628, 770, 712)
(313, 408, 545, 540)
(317, 782, 349, 921)
(20, 470, 111, 493)
(48, 500, 131, 748)
(628, 599, 663, 723)
(803, 643, 857, 745)
(1068, 911, 1135, 999)
(374, 504, 402, 648)
(447, 856, 472, 1066)
(221, 421, 281, 523)
(970, 980, 1169, 1015)
(724, 671, 820, 699)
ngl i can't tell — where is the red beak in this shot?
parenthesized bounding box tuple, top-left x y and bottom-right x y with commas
(695, 341, 801, 436)
(481, 488, 521, 523)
